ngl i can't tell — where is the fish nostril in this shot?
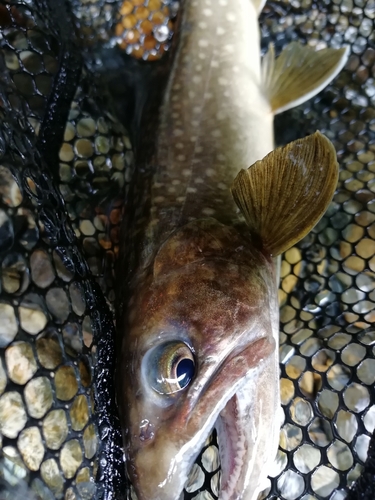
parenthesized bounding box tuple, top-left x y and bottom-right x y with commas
(139, 419, 155, 442)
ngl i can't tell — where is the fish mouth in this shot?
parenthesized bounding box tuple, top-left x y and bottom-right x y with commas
(215, 395, 248, 500)
(179, 337, 277, 500)
(182, 375, 254, 500)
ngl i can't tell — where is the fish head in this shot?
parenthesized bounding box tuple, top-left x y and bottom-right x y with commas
(118, 218, 279, 500)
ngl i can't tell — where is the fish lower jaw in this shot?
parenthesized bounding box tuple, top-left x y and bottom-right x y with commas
(180, 375, 253, 500)
(215, 396, 247, 500)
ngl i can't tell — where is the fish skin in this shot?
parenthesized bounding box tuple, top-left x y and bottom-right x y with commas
(115, 0, 345, 499)
(118, 219, 279, 500)
(147, 0, 272, 241)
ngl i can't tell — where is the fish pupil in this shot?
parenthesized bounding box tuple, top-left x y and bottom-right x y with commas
(176, 358, 195, 388)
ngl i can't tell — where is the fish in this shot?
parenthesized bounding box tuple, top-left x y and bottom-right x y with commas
(0, 1, 374, 500)
(115, 1, 349, 499)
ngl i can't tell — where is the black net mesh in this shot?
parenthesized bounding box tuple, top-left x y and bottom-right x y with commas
(0, 2, 127, 499)
(0, 1, 374, 500)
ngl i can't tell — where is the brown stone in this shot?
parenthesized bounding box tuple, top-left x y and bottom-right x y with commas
(24, 376, 53, 418)
(17, 426, 45, 471)
(0, 392, 27, 438)
(5, 342, 37, 385)
(55, 365, 78, 401)
(60, 439, 83, 478)
(43, 409, 68, 450)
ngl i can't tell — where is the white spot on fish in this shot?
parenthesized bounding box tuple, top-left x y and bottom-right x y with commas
(195, 177, 204, 184)
(226, 12, 236, 22)
(218, 77, 228, 86)
(196, 146, 203, 153)
(174, 129, 183, 136)
(196, 64, 202, 72)
(199, 53, 206, 60)
(154, 196, 165, 203)
(193, 106, 201, 114)
(204, 92, 213, 100)
(171, 94, 179, 102)
(211, 130, 222, 138)
(216, 110, 226, 120)
(203, 8, 212, 16)
(217, 26, 225, 36)
(177, 154, 186, 162)
(154, 182, 163, 188)
(218, 182, 227, 190)
(176, 142, 184, 149)
(217, 153, 226, 161)
(188, 90, 196, 99)
(182, 169, 190, 176)
(199, 39, 209, 48)
(168, 187, 176, 193)
(187, 187, 197, 193)
(219, 0, 228, 5)
(198, 21, 207, 30)
(192, 75, 202, 84)
(177, 196, 186, 202)
(190, 136, 198, 142)
(224, 44, 234, 53)
(172, 180, 181, 185)
(233, 65, 239, 72)
(173, 83, 181, 90)
(171, 112, 179, 119)
(211, 60, 219, 68)
(202, 207, 215, 216)
(206, 168, 215, 177)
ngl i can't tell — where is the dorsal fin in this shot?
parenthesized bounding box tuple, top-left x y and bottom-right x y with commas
(231, 131, 338, 257)
(262, 42, 349, 114)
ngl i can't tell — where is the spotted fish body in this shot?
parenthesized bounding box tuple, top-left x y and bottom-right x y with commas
(116, 1, 348, 499)
(144, 0, 272, 240)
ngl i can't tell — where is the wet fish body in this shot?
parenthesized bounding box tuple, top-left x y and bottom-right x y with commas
(116, 1, 348, 499)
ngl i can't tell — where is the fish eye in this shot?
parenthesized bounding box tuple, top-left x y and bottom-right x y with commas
(144, 341, 195, 395)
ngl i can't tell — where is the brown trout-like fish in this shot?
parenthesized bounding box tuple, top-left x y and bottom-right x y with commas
(116, 1, 349, 499)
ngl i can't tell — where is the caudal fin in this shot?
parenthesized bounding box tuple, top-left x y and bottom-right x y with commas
(262, 42, 349, 114)
(231, 131, 338, 257)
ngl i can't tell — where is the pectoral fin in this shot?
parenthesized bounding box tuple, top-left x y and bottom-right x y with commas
(262, 42, 349, 114)
(231, 131, 338, 257)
